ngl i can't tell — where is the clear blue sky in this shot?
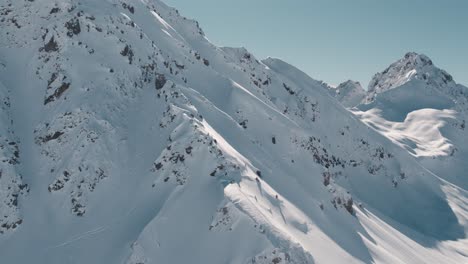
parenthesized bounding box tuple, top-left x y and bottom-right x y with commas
(164, 0, 467, 88)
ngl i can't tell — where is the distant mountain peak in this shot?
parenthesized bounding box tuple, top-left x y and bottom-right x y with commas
(402, 52, 434, 67)
(367, 52, 455, 98)
(339, 79, 362, 88)
(328, 80, 365, 107)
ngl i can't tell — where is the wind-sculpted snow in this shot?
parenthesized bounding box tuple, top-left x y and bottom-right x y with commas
(0, 0, 467, 263)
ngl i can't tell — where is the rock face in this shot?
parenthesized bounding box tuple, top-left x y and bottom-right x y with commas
(0, 1, 467, 264)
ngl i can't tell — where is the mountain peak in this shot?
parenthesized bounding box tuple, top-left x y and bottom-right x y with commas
(367, 52, 455, 98)
(401, 52, 433, 68)
(339, 79, 362, 88)
(329, 80, 365, 107)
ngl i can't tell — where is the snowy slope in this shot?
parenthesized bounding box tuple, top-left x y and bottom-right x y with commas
(0, 1, 467, 264)
(0, 79, 29, 235)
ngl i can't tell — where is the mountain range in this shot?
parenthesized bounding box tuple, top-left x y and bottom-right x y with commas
(0, 0, 467, 263)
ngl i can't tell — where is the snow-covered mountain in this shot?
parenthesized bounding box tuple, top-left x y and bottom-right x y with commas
(0, 1, 467, 264)
(328, 80, 366, 108)
(355, 52, 468, 189)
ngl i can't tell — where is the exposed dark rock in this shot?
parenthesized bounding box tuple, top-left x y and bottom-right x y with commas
(155, 162, 163, 170)
(65, 17, 81, 37)
(50, 7, 60, 14)
(44, 82, 70, 105)
(185, 146, 193, 154)
(272, 257, 282, 264)
(155, 73, 167, 90)
(39, 131, 64, 143)
(71, 198, 85, 216)
(322, 172, 330, 186)
(122, 3, 135, 14)
(40, 36, 59, 52)
(239, 120, 247, 129)
(120, 45, 134, 64)
(283, 83, 295, 95)
(344, 197, 354, 214)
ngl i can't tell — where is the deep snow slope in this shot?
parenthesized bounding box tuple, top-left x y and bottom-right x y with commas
(355, 52, 468, 189)
(0, 1, 467, 264)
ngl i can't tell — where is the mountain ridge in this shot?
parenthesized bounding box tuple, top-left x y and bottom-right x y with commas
(0, 1, 467, 263)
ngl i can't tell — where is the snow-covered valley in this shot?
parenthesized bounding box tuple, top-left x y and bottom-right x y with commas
(0, 1, 467, 263)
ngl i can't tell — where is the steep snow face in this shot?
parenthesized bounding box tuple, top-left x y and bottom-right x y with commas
(0, 1, 467, 264)
(0, 81, 29, 235)
(328, 80, 365, 108)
